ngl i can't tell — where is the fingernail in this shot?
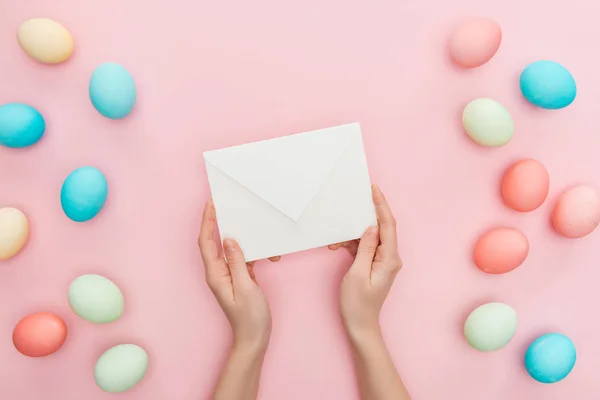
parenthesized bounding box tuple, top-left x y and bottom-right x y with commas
(368, 226, 379, 234)
(223, 239, 235, 253)
(372, 184, 380, 193)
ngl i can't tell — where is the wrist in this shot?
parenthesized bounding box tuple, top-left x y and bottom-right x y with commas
(344, 322, 382, 347)
(233, 335, 270, 357)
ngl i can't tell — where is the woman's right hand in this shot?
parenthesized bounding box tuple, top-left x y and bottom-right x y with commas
(329, 185, 403, 339)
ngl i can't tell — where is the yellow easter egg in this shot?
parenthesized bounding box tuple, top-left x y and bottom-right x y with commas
(17, 18, 74, 64)
(0, 208, 29, 260)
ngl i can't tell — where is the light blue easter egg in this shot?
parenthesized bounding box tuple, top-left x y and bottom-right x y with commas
(61, 166, 108, 222)
(95, 344, 148, 393)
(525, 333, 576, 383)
(0, 103, 45, 148)
(89, 63, 136, 119)
(520, 61, 576, 109)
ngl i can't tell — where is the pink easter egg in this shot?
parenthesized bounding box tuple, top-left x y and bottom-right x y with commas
(474, 228, 529, 274)
(501, 159, 550, 212)
(449, 18, 502, 68)
(552, 185, 600, 238)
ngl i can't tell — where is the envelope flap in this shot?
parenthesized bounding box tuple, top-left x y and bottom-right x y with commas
(204, 124, 359, 222)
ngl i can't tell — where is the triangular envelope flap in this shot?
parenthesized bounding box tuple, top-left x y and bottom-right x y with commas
(204, 124, 359, 222)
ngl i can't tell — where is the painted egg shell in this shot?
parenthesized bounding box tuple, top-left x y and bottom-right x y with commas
(501, 159, 549, 212)
(13, 312, 67, 357)
(464, 302, 518, 352)
(95, 344, 148, 393)
(520, 61, 576, 109)
(463, 98, 514, 147)
(17, 18, 74, 64)
(61, 166, 108, 222)
(0, 207, 29, 260)
(552, 185, 600, 238)
(525, 333, 576, 383)
(89, 63, 136, 119)
(449, 18, 502, 68)
(0, 103, 45, 148)
(68, 274, 124, 323)
(474, 228, 528, 274)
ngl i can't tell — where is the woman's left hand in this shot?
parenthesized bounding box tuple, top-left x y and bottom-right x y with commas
(198, 199, 279, 351)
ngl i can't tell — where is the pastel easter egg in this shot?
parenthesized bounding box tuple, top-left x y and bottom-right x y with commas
(474, 228, 528, 274)
(463, 98, 514, 147)
(61, 166, 108, 222)
(0, 207, 29, 260)
(449, 18, 502, 68)
(552, 185, 600, 238)
(525, 333, 576, 383)
(89, 63, 136, 119)
(0, 103, 45, 148)
(95, 344, 148, 393)
(68, 274, 124, 323)
(13, 312, 67, 357)
(464, 302, 518, 352)
(17, 18, 74, 64)
(501, 159, 549, 212)
(520, 61, 576, 109)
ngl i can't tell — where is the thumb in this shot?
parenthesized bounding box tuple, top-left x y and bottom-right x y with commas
(223, 239, 252, 287)
(350, 226, 379, 275)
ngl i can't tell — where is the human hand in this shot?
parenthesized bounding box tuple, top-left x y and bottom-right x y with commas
(329, 185, 402, 339)
(198, 199, 280, 352)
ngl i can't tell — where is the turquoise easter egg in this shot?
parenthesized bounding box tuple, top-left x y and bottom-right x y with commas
(0, 103, 45, 148)
(520, 61, 576, 109)
(95, 344, 148, 393)
(61, 166, 108, 222)
(68, 274, 124, 323)
(89, 63, 136, 119)
(525, 333, 576, 383)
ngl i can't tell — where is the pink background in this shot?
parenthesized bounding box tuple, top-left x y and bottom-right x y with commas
(1, 0, 599, 398)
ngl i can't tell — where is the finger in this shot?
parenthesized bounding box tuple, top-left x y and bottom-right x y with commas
(343, 240, 359, 257)
(372, 185, 397, 251)
(223, 238, 253, 287)
(328, 243, 344, 251)
(350, 226, 379, 275)
(268, 256, 281, 262)
(247, 263, 257, 283)
(198, 199, 221, 263)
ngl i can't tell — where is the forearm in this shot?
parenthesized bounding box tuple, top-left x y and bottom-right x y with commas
(212, 343, 268, 400)
(348, 327, 411, 400)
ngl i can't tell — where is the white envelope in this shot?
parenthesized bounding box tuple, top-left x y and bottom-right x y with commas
(203, 122, 376, 261)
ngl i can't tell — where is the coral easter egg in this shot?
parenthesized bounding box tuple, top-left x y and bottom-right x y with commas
(0, 207, 29, 260)
(449, 18, 502, 68)
(13, 312, 67, 357)
(474, 228, 529, 274)
(552, 185, 600, 238)
(501, 159, 549, 212)
(17, 18, 74, 64)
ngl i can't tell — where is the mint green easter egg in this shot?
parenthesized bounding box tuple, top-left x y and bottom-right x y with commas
(463, 98, 514, 147)
(464, 302, 518, 352)
(95, 344, 148, 393)
(68, 274, 124, 323)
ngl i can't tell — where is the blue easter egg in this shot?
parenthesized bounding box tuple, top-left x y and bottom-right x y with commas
(520, 61, 576, 109)
(61, 167, 108, 222)
(0, 103, 45, 148)
(89, 63, 136, 119)
(525, 333, 576, 383)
